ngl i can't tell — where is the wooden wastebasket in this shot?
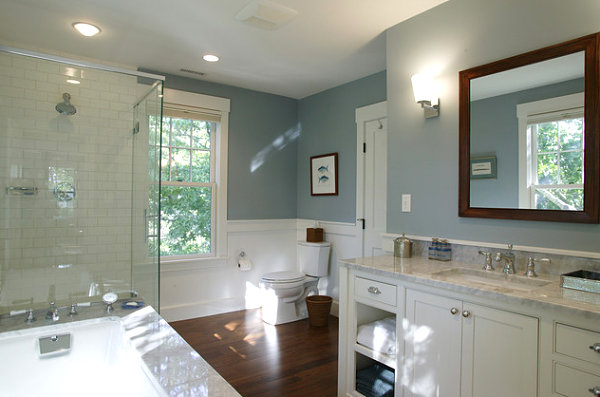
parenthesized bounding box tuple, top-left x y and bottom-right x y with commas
(305, 295, 332, 327)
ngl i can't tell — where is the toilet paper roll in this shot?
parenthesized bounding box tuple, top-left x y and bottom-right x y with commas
(238, 258, 252, 271)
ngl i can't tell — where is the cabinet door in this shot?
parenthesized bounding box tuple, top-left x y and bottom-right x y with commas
(461, 303, 538, 397)
(405, 289, 462, 397)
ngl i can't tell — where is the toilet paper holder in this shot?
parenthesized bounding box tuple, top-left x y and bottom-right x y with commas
(238, 251, 252, 271)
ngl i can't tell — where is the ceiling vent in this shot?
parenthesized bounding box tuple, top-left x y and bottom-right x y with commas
(179, 68, 206, 77)
(235, 0, 298, 30)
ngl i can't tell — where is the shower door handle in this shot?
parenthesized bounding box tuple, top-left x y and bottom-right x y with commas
(144, 209, 148, 243)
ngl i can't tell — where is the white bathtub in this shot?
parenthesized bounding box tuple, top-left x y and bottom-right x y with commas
(0, 316, 167, 397)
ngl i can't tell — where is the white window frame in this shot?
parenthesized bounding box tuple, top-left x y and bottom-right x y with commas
(161, 88, 230, 263)
(517, 92, 584, 209)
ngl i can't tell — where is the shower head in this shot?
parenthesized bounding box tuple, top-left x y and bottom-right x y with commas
(56, 93, 77, 115)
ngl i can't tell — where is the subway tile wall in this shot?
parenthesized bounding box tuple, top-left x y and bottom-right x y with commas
(0, 51, 144, 311)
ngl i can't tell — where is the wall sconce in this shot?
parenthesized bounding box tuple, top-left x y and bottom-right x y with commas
(411, 73, 439, 119)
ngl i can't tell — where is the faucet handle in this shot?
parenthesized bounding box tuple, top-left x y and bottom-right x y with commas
(533, 257, 551, 264)
(45, 301, 56, 319)
(525, 257, 550, 277)
(478, 250, 494, 271)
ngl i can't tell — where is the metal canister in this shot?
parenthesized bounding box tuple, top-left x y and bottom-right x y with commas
(394, 233, 412, 258)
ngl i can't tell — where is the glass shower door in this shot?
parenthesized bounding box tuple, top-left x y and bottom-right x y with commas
(131, 82, 162, 311)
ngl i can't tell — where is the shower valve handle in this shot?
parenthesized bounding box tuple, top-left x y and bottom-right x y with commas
(102, 292, 118, 313)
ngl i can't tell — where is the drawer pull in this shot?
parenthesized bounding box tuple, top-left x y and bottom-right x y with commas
(462, 310, 471, 318)
(590, 343, 600, 353)
(367, 286, 381, 295)
(450, 307, 459, 315)
(589, 386, 600, 396)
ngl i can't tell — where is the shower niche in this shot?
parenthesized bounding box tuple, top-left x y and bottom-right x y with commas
(0, 47, 163, 314)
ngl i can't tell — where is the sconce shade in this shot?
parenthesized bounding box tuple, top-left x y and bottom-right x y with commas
(411, 73, 439, 118)
(411, 73, 435, 104)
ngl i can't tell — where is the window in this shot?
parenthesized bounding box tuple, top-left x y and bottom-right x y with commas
(160, 89, 230, 261)
(517, 93, 584, 210)
(160, 113, 215, 256)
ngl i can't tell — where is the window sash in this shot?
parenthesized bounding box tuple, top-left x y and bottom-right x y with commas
(160, 117, 215, 184)
(528, 117, 584, 187)
(160, 112, 217, 258)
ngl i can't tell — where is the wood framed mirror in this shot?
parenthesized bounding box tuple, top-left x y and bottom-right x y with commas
(459, 33, 599, 223)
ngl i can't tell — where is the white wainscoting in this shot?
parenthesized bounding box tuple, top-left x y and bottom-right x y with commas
(160, 218, 359, 322)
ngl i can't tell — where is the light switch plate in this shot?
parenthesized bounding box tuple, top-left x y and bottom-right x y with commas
(402, 194, 411, 212)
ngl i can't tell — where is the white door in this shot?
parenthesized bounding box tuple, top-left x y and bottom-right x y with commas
(404, 289, 462, 397)
(461, 303, 538, 397)
(356, 102, 387, 257)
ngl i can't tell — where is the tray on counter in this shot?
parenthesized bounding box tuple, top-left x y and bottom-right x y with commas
(560, 270, 600, 294)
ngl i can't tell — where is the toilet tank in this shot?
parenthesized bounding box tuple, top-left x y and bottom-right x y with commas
(298, 241, 331, 277)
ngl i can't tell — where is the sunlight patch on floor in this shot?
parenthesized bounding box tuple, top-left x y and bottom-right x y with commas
(225, 321, 241, 331)
(228, 345, 247, 359)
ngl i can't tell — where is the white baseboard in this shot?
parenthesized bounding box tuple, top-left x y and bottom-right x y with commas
(161, 297, 259, 322)
(162, 296, 339, 323)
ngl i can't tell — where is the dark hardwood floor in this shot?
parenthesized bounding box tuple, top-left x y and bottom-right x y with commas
(170, 309, 339, 397)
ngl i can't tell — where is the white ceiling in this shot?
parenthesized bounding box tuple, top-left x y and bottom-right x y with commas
(0, 0, 447, 99)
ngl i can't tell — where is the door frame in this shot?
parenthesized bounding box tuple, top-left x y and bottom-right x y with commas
(355, 101, 387, 256)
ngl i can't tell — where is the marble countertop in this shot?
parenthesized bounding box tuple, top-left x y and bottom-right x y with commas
(340, 255, 600, 318)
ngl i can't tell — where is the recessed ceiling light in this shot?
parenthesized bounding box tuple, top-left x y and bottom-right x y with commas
(203, 54, 220, 62)
(72, 22, 101, 37)
(66, 79, 81, 85)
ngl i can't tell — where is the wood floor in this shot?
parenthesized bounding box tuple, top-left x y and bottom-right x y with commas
(170, 309, 339, 397)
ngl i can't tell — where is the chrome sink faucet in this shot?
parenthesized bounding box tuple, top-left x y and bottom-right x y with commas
(45, 301, 60, 322)
(495, 244, 516, 275)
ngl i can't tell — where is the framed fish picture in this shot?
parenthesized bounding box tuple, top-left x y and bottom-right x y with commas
(310, 152, 338, 196)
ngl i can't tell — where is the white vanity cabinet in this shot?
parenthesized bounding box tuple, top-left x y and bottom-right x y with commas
(338, 266, 539, 397)
(550, 322, 600, 396)
(405, 289, 538, 397)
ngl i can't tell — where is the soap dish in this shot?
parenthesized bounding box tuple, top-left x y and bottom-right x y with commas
(560, 270, 600, 294)
(121, 300, 145, 309)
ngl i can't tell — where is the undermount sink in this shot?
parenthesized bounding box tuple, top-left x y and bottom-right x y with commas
(433, 268, 551, 291)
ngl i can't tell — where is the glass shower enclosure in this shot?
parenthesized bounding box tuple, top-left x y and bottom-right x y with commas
(0, 47, 163, 313)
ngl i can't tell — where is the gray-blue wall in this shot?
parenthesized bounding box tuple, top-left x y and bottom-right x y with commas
(296, 71, 387, 222)
(386, 0, 600, 251)
(470, 78, 584, 208)
(140, 70, 299, 220)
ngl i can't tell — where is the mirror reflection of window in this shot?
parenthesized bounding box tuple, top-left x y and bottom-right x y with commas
(517, 93, 584, 210)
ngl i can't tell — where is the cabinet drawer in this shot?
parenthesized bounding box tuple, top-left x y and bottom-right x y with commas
(554, 362, 600, 397)
(355, 277, 396, 307)
(556, 323, 600, 365)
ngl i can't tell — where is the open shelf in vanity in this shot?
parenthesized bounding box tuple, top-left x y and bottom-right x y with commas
(344, 273, 402, 397)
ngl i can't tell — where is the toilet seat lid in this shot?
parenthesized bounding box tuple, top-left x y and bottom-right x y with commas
(261, 271, 305, 283)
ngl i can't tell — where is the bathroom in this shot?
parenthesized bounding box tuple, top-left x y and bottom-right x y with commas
(1, 0, 600, 396)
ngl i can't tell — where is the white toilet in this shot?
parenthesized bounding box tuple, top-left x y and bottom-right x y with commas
(260, 241, 331, 325)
